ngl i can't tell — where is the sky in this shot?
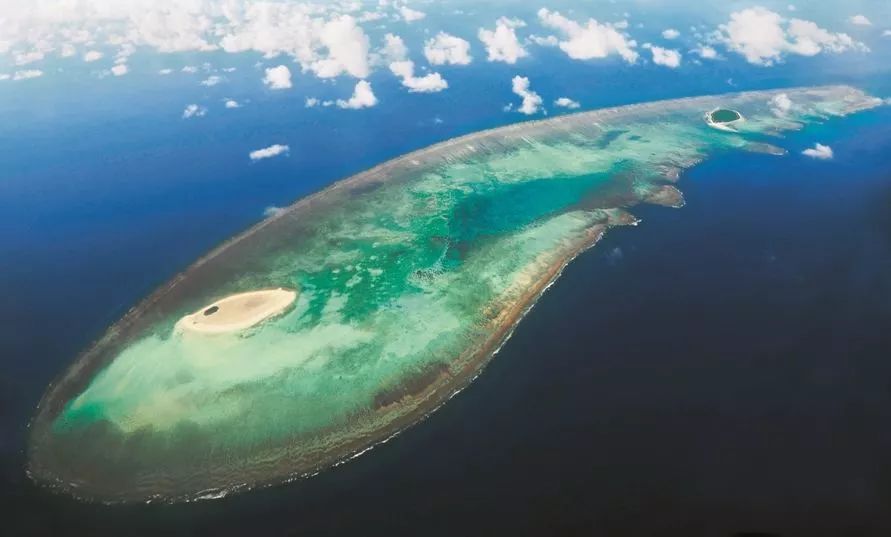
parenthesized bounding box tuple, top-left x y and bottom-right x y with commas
(1, 0, 889, 119)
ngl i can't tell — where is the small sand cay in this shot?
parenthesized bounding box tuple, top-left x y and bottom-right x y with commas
(176, 288, 297, 334)
(705, 107, 745, 132)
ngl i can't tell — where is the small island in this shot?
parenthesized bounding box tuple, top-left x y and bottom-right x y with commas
(176, 288, 297, 334)
(705, 107, 745, 132)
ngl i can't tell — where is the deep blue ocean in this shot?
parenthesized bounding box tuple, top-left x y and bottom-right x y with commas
(3, 19, 891, 535)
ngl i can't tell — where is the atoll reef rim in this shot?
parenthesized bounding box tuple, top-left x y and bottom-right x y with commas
(28, 86, 882, 503)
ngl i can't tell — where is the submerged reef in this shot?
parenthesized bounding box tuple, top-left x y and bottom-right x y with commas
(28, 86, 881, 502)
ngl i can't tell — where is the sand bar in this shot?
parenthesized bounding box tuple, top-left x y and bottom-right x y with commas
(176, 288, 297, 334)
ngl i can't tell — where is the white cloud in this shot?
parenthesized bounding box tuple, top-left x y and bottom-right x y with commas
(14, 50, 45, 66)
(802, 143, 833, 159)
(250, 144, 290, 161)
(159, 68, 173, 75)
(381, 33, 408, 63)
(650, 46, 682, 67)
(849, 15, 872, 26)
(83, 50, 103, 62)
(110, 64, 128, 76)
(225, 99, 241, 109)
(398, 6, 426, 23)
(884, 30, 891, 37)
(424, 32, 472, 66)
(115, 44, 134, 65)
(13, 69, 43, 81)
(529, 34, 559, 47)
(305, 97, 320, 108)
(479, 17, 528, 64)
(201, 75, 223, 86)
(60, 43, 76, 58)
(0, 74, 9, 81)
(182, 104, 207, 119)
(537, 8, 638, 63)
(662, 29, 680, 40)
(308, 15, 371, 79)
(337, 80, 378, 109)
(716, 7, 866, 66)
(358, 10, 386, 23)
(510, 75, 543, 115)
(389, 60, 448, 93)
(263, 65, 292, 90)
(693, 45, 719, 59)
(771, 93, 793, 115)
(182, 66, 198, 74)
(218, 8, 373, 80)
(0, 3, 386, 84)
(554, 97, 580, 109)
(264, 206, 287, 217)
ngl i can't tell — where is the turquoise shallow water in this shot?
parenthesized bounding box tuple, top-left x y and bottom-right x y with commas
(28, 85, 883, 502)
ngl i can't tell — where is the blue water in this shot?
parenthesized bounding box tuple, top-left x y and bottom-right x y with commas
(2, 17, 891, 534)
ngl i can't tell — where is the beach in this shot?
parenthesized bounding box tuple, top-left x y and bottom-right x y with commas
(176, 289, 297, 334)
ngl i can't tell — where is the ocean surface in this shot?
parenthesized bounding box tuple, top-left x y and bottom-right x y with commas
(3, 37, 891, 536)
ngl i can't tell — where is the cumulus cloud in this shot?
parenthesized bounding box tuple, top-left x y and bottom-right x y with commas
(554, 97, 580, 109)
(848, 15, 872, 26)
(83, 50, 103, 62)
(146, 4, 374, 78)
(201, 75, 223, 86)
(358, 10, 386, 23)
(380, 33, 408, 63)
(225, 99, 241, 109)
(182, 104, 207, 119)
(398, 6, 426, 23)
(389, 61, 448, 93)
(0, 2, 385, 84)
(308, 15, 371, 79)
(537, 8, 638, 63)
(529, 34, 559, 47)
(159, 68, 173, 75)
(305, 97, 320, 108)
(263, 65, 292, 90)
(510, 75, 543, 115)
(337, 80, 378, 109)
(716, 7, 866, 66)
(650, 45, 682, 67)
(771, 93, 793, 115)
(479, 17, 528, 64)
(250, 144, 289, 161)
(802, 143, 833, 159)
(263, 206, 287, 217)
(110, 64, 128, 76)
(181, 65, 198, 74)
(13, 69, 43, 81)
(424, 32, 472, 66)
(693, 45, 719, 59)
(14, 50, 45, 66)
(662, 29, 680, 40)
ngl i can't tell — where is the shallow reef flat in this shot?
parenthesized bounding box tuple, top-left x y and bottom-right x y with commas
(28, 86, 882, 502)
